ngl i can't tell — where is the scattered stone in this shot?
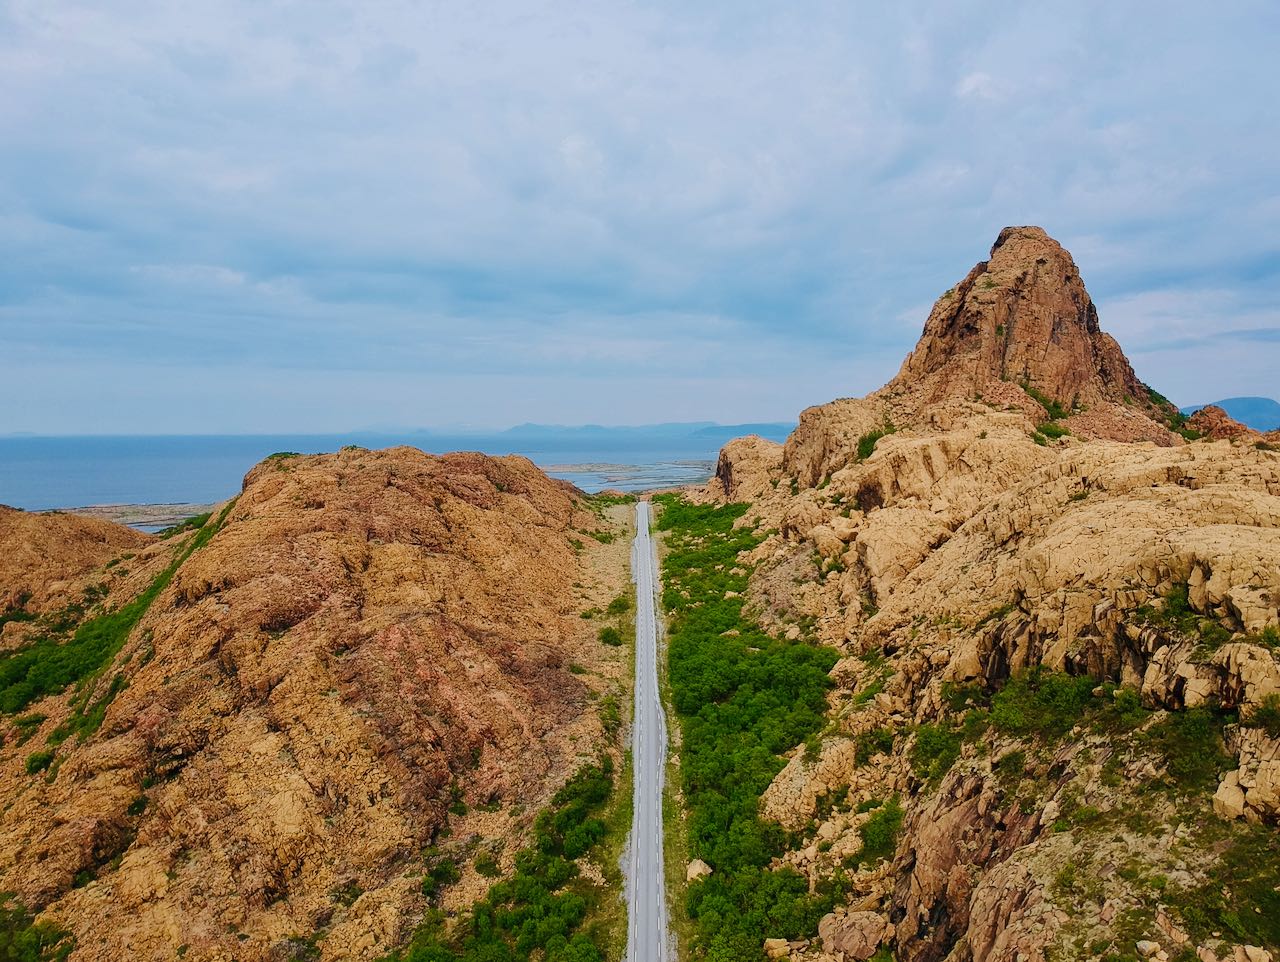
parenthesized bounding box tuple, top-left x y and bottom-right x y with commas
(686, 859, 712, 882)
(1137, 941, 1162, 958)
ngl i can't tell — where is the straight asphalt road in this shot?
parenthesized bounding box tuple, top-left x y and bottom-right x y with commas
(625, 500, 670, 962)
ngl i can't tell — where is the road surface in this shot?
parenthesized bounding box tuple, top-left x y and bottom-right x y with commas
(625, 500, 670, 962)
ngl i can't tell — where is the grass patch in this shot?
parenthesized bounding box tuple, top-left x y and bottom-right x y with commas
(1022, 382, 1069, 421)
(1037, 421, 1070, 440)
(1171, 822, 1280, 948)
(156, 511, 210, 540)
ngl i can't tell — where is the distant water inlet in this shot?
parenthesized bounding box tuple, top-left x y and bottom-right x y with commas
(0, 432, 756, 513)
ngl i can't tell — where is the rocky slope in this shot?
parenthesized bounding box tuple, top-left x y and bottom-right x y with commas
(0, 505, 153, 617)
(0, 447, 632, 961)
(698, 229, 1280, 962)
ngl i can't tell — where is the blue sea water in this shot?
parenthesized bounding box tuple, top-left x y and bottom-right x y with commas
(0, 431, 775, 511)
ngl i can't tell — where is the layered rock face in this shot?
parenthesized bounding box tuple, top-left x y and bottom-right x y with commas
(701, 229, 1280, 962)
(0, 448, 629, 961)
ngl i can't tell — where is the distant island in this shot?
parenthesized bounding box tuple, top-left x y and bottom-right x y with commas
(1181, 396, 1280, 432)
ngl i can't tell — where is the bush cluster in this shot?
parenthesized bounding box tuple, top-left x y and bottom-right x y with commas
(654, 495, 840, 961)
(385, 760, 616, 962)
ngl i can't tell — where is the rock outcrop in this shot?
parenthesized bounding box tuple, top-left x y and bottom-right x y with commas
(1188, 405, 1258, 441)
(887, 226, 1148, 413)
(0, 448, 631, 962)
(700, 228, 1280, 962)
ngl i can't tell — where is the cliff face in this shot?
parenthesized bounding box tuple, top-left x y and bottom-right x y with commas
(702, 230, 1280, 962)
(0, 447, 631, 961)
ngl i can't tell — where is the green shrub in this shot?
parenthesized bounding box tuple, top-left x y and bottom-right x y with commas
(1143, 707, 1232, 791)
(24, 750, 54, 775)
(597, 627, 623, 647)
(474, 853, 500, 878)
(0, 892, 74, 961)
(391, 760, 615, 961)
(910, 724, 960, 782)
(598, 695, 621, 737)
(854, 728, 894, 766)
(605, 594, 631, 616)
(421, 858, 460, 900)
(846, 797, 903, 868)
(1245, 694, 1280, 738)
(1037, 421, 1069, 439)
(856, 423, 897, 462)
(989, 670, 1096, 739)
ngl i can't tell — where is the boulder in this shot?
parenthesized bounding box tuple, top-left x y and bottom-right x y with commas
(819, 911, 891, 960)
(686, 859, 713, 882)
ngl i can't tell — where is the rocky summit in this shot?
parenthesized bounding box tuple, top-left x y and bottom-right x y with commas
(698, 228, 1280, 962)
(0, 447, 632, 961)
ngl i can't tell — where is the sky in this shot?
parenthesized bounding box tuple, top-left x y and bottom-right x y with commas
(2, 1, 1278, 434)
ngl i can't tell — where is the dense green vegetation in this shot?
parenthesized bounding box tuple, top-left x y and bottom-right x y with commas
(0, 501, 236, 736)
(654, 495, 841, 961)
(383, 759, 618, 962)
(596, 627, 622, 647)
(0, 893, 74, 961)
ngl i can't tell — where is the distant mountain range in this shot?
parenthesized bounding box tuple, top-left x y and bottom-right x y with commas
(1180, 397, 1280, 432)
(500, 421, 796, 441)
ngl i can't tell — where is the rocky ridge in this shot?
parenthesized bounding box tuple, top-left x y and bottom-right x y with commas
(698, 229, 1280, 962)
(0, 447, 631, 961)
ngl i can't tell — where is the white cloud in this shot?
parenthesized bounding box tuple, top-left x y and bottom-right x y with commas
(1, 0, 1278, 431)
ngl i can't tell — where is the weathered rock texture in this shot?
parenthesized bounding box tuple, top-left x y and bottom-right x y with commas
(0, 448, 630, 961)
(0, 505, 153, 617)
(889, 227, 1149, 414)
(698, 229, 1280, 962)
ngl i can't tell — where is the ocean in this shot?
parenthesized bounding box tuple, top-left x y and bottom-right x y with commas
(0, 429, 787, 512)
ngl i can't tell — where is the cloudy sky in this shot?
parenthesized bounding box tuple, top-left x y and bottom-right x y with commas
(2, 1, 1277, 434)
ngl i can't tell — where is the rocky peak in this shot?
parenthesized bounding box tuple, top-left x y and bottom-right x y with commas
(888, 226, 1151, 414)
